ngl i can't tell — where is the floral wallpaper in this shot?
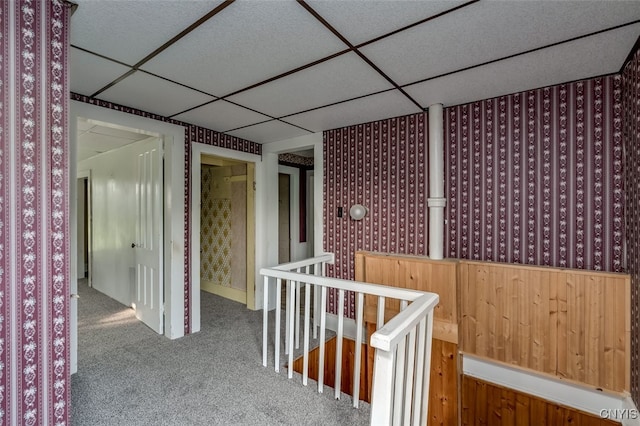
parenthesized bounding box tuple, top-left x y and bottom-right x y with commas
(1, 0, 71, 423)
(324, 113, 428, 316)
(444, 76, 624, 272)
(623, 47, 640, 407)
(200, 167, 233, 287)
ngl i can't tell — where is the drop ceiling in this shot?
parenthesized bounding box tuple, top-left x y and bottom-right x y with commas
(70, 0, 640, 145)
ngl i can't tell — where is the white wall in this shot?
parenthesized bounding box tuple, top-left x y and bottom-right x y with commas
(78, 139, 154, 305)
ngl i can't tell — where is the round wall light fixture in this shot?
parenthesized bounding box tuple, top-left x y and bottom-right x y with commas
(349, 204, 368, 220)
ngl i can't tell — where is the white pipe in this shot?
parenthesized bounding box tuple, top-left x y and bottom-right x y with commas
(428, 104, 446, 260)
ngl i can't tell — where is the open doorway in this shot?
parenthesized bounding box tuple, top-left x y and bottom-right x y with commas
(199, 154, 255, 306)
(75, 117, 165, 334)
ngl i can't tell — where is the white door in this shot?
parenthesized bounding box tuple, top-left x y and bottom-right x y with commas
(132, 137, 164, 334)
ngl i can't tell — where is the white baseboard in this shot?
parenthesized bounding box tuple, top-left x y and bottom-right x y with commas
(621, 396, 640, 426)
(463, 354, 632, 421)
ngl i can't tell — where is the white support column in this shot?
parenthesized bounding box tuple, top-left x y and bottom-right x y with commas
(427, 103, 446, 260)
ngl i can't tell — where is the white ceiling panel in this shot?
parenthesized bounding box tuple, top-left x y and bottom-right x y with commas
(306, 0, 466, 45)
(227, 52, 393, 118)
(99, 71, 216, 118)
(361, 1, 640, 86)
(71, 0, 220, 65)
(77, 125, 150, 162)
(226, 120, 312, 144)
(141, 0, 346, 96)
(285, 90, 421, 133)
(70, 48, 130, 96)
(405, 23, 640, 109)
(173, 100, 271, 133)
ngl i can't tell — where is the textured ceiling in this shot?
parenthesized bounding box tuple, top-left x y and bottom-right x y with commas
(70, 0, 640, 145)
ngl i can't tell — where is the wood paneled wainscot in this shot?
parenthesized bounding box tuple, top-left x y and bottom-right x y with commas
(459, 260, 630, 393)
(355, 251, 459, 426)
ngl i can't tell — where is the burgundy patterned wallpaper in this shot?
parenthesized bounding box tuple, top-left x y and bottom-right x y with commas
(623, 47, 640, 407)
(70, 94, 261, 334)
(444, 76, 624, 272)
(1, 1, 71, 423)
(324, 113, 428, 316)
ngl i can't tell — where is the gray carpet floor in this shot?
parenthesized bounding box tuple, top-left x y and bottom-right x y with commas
(71, 280, 371, 425)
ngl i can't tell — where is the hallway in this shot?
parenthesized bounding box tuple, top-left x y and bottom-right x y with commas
(71, 281, 369, 425)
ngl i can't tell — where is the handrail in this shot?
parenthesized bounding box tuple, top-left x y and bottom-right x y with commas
(261, 254, 439, 425)
(369, 292, 439, 352)
(260, 267, 426, 302)
(271, 253, 334, 271)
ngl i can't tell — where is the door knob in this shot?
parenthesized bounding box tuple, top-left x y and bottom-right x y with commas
(131, 242, 136, 248)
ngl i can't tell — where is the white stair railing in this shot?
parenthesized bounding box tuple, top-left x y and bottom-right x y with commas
(261, 254, 439, 425)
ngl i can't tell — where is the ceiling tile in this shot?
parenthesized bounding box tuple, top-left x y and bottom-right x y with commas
(70, 48, 130, 96)
(285, 90, 421, 132)
(361, 1, 640, 86)
(226, 121, 312, 144)
(99, 71, 216, 118)
(306, 0, 467, 46)
(227, 52, 393, 118)
(141, 0, 346, 96)
(173, 100, 271, 133)
(71, 0, 220, 65)
(405, 23, 640, 109)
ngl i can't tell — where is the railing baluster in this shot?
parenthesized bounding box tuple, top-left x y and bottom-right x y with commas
(353, 291, 364, 408)
(302, 281, 311, 386)
(318, 285, 327, 393)
(403, 328, 417, 424)
(313, 262, 320, 339)
(284, 277, 290, 355)
(377, 296, 386, 329)
(401, 299, 408, 311)
(412, 317, 427, 426)
(295, 270, 301, 350)
(335, 288, 345, 399)
(260, 255, 439, 425)
(262, 276, 269, 367)
(275, 278, 282, 372)
(393, 336, 407, 425)
(287, 279, 295, 379)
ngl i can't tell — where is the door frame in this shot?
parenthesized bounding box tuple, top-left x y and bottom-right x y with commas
(190, 142, 263, 333)
(70, 100, 186, 342)
(278, 164, 309, 262)
(76, 170, 92, 287)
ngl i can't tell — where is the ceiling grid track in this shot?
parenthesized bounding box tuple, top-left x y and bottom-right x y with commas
(69, 0, 640, 142)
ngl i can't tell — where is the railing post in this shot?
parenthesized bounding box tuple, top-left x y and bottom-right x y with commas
(371, 348, 395, 425)
(262, 275, 269, 367)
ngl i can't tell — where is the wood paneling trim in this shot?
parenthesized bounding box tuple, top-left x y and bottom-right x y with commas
(461, 376, 620, 425)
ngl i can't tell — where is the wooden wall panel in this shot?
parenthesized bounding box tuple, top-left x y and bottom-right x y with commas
(460, 260, 630, 393)
(461, 376, 619, 426)
(356, 251, 458, 343)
